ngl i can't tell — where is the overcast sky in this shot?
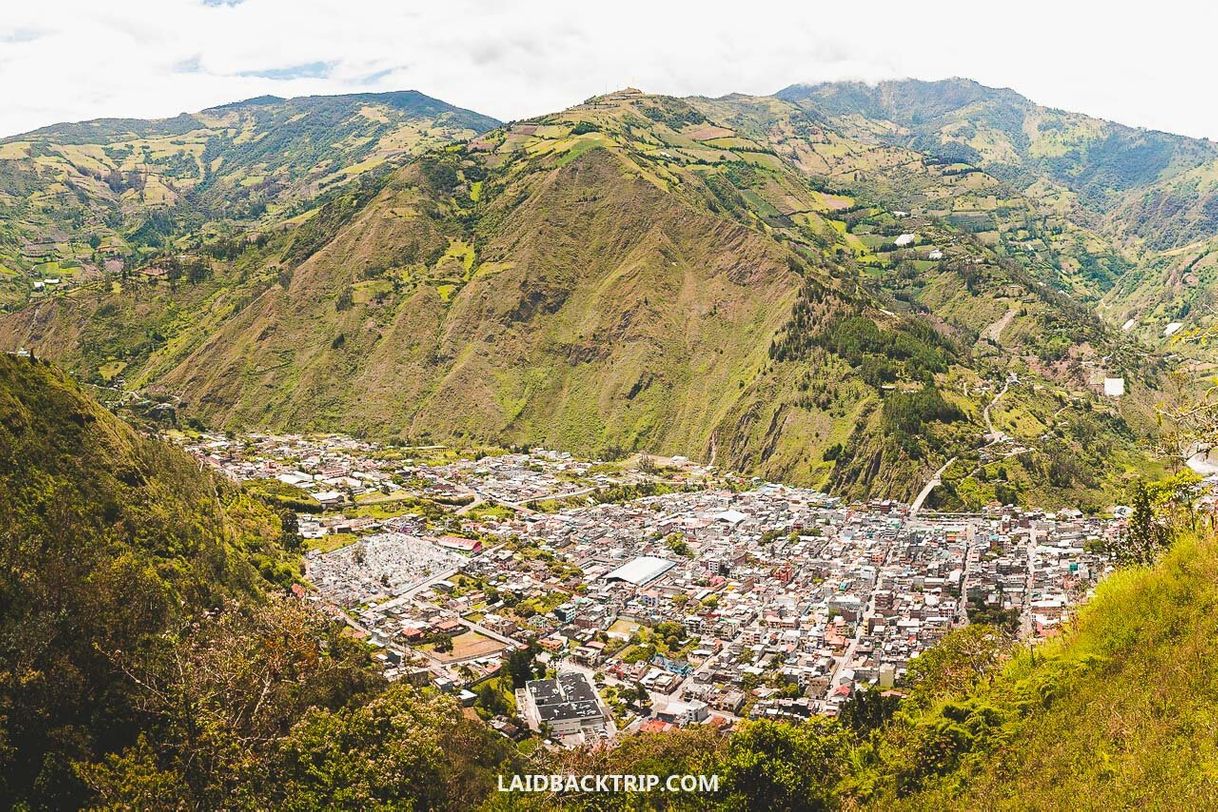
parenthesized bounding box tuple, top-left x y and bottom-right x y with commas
(1, 0, 1213, 140)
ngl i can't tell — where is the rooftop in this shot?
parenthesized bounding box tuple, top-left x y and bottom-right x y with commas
(603, 555, 676, 586)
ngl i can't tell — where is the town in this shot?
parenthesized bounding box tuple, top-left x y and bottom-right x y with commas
(181, 432, 1117, 748)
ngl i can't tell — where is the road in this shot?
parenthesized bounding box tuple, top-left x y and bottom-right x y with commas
(910, 456, 957, 517)
(1019, 522, 1039, 637)
(913, 371, 1017, 517)
(459, 617, 524, 649)
(464, 486, 600, 517)
(824, 533, 897, 700)
(982, 305, 1017, 344)
(958, 519, 978, 624)
(982, 379, 1011, 443)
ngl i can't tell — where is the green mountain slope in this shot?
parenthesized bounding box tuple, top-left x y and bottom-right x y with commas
(776, 78, 1218, 230)
(0, 91, 499, 309)
(0, 90, 1159, 507)
(871, 532, 1218, 809)
(765, 79, 1218, 351)
(690, 90, 1135, 297)
(0, 353, 509, 808)
(0, 352, 295, 803)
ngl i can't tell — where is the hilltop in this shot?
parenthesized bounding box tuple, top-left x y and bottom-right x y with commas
(0, 90, 499, 309)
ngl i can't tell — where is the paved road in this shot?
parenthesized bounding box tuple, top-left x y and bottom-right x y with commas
(958, 519, 978, 624)
(910, 456, 957, 517)
(824, 533, 897, 701)
(1019, 522, 1039, 637)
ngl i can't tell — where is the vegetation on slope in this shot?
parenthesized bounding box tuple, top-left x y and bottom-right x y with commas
(0, 89, 1165, 506)
(0, 90, 499, 310)
(0, 354, 508, 808)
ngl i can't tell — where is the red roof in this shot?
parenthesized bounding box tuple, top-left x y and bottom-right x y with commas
(438, 535, 483, 552)
(640, 719, 674, 734)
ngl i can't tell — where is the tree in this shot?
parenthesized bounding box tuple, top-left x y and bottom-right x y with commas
(506, 643, 540, 689)
(839, 686, 901, 734)
(1154, 368, 1218, 468)
(78, 598, 382, 808)
(1111, 480, 1172, 566)
(717, 719, 850, 811)
(477, 682, 510, 716)
(906, 625, 1009, 701)
(279, 509, 302, 552)
(1149, 470, 1204, 535)
(267, 685, 512, 810)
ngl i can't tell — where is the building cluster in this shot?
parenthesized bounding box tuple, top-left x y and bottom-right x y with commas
(177, 432, 1117, 745)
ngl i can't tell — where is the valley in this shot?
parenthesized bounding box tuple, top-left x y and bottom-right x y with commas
(4, 68, 1218, 810)
(0, 86, 1172, 512)
(179, 428, 1115, 744)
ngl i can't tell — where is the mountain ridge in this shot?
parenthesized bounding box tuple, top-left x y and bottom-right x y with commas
(0, 87, 1163, 509)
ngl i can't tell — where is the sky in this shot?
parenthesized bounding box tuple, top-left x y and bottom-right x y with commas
(1, 0, 1214, 140)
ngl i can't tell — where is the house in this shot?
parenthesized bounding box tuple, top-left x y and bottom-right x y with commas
(437, 535, 483, 554)
(312, 490, 345, 507)
(656, 698, 710, 726)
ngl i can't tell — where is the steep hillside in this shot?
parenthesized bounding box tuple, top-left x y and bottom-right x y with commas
(871, 531, 1218, 809)
(0, 353, 511, 808)
(776, 78, 1218, 233)
(0, 352, 292, 803)
(0, 91, 499, 309)
(690, 91, 1135, 300)
(763, 80, 1218, 342)
(0, 90, 1161, 505)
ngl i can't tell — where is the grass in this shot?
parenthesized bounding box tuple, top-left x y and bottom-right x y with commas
(884, 533, 1218, 809)
(352, 279, 394, 304)
(306, 532, 359, 554)
(97, 360, 127, 381)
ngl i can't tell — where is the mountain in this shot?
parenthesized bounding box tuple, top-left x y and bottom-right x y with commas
(776, 77, 1218, 239)
(689, 87, 1136, 297)
(0, 340, 1201, 808)
(769, 79, 1218, 351)
(0, 90, 500, 309)
(0, 89, 1159, 508)
(0, 352, 508, 808)
(0, 352, 291, 803)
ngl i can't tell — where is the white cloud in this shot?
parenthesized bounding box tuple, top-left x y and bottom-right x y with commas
(0, 0, 1213, 140)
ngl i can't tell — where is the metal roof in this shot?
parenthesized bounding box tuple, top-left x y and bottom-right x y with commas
(603, 555, 675, 586)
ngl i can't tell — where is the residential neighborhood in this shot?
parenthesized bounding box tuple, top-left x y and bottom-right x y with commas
(181, 432, 1118, 747)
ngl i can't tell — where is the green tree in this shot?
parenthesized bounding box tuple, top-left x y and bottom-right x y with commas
(1112, 480, 1172, 566)
(717, 719, 850, 811)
